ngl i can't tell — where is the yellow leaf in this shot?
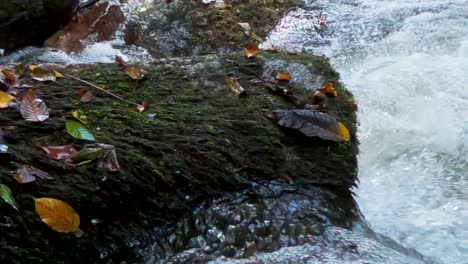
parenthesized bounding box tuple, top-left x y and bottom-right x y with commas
(72, 109, 89, 124)
(54, 70, 64, 78)
(337, 122, 350, 141)
(29, 64, 38, 71)
(319, 82, 338, 97)
(0, 91, 14, 108)
(35, 198, 80, 233)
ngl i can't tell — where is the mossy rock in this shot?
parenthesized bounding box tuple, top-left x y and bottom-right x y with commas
(0, 52, 358, 263)
(125, 0, 303, 57)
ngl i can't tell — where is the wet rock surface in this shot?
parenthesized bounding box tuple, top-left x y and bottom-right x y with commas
(0, 0, 78, 53)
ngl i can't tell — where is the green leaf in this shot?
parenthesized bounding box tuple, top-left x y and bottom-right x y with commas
(0, 184, 19, 210)
(66, 121, 95, 141)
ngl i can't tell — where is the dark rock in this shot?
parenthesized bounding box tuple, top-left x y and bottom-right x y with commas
(0, 0, 79, 53)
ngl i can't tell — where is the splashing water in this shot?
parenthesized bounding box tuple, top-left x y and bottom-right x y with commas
(263, 0, 468, 263)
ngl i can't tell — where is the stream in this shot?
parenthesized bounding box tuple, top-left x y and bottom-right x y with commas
(263, 0, 468, 263)
(1, 0, 467, 263)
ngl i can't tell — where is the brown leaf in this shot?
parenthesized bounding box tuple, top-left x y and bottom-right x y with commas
(275, 72, 291, 82)
(78, 88, 94, 103)
(35, 198, 80, 233)
(244, 44, 259, 58)
(318, 82, 338, 97)
(125, 66, 147, 80)
(38, 144, 78, 160)
(273, 109, 350, 141)
(14, 165, 53, 184)
(97, 144, 121, 172)
(31, 67, 56, 82)
(1, 69, 17, 82)
(20, 89, 49, 122)
(137, 101, 150, 112)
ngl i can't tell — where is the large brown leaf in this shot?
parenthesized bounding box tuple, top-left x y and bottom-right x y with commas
(273, 109, 350, 141)
(38, 144, 78, 160)
(20, 89, 49, 122)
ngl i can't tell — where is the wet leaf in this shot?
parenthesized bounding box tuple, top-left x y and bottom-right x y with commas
(319, 82, 338, 97)
(78, 88, 94, 103)
(244, 44, 259, 58)
(273, 109, 350, 142)
(137, 101, 150, 112)
(35, 198, 80, 233)
(38, 144, 78, 160)
(125, 66, 147, 80)
(72, 109, 89, 124)
(20, 89, 49, 122)
(14, 165, 53, 184)
(54, 70, 64, 78)
(97, 144, 120, 172)
(32, 67, 56, 82)
(0, 90, 15, 108)
(0, 184, 19, 210)
(66, 121, 95, 141)
(1, 69, 17, 82)
(29, 65, 38, 71)
(275, 72, 291, 82)
(70, 145, 106, 163)
(225, 77, 246, 96)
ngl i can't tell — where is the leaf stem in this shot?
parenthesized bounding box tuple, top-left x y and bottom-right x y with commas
(63, 74, 139, 106)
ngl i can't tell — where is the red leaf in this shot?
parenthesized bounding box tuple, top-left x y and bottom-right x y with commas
(38, 144, 78, 160)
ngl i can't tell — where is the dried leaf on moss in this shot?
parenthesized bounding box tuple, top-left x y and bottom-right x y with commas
(14, 165, 53, 184)
(35, 198, 80, 233)
(0, 90, 15, 108)
(244, 44, 259, 58)
(20, 89, 49, 122)
(319, 82, 338, 96)
(137, 101, 150, 112)
(225, 77, 246, 96)
(38, 144, 78, 160)
(72, 109, 89, 124)
(273, 109, 350, 142)
(78, 88, 94, 103)
(275, 72, 291, 82)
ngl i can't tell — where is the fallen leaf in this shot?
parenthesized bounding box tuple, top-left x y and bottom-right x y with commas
(70, 145, 106, 163)
(78, 88, 94, 103)
(29, 65, 38, 71)
(38, 144, 78, 160)
(125, 66, 147, 81)
(72, 109, 89, 124)
(97, 144, 121, 172)
(273, 109, 350, 141)
(225, 77, 246, 96)
(318, 82, 338, 97)
(244, 44, 259, 58)
(137, 101, 149, 112)
(275, 72, 291, 82)
(20, 89, 49, 122)
(1, 69, 17, 82)
(35, 198, 80, 233)
(54, 70, 64, 78)
(66, 120, 95, 141)
(31, 67, 56, 82)
(0, 90, 15, 108)
(14, 165, 53, 184)
(0, 184, 19, 210)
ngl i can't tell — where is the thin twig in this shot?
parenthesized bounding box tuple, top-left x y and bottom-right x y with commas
(64, 73, 139, 106)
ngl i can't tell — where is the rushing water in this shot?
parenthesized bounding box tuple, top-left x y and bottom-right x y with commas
(264, 0, 468, 263)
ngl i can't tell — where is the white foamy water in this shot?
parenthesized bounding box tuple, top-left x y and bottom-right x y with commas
(264, 0, 468, 263)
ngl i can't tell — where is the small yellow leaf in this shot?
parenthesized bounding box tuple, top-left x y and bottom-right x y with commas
(35, 198, 80, 233)
(275, 72, 291, 81)
(319, 82, 338, 97)
(29, 65, 38, 71)
(337, 122, 350, 141)
(0, 91, 15, 108)
(54, 70, 64, 78)
(72, 109, 89, 124)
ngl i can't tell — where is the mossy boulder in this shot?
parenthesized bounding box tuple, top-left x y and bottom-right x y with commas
(0, 51, 361, 263)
